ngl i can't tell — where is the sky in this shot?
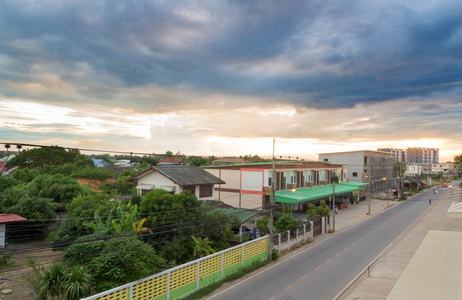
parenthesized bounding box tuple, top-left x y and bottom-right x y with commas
(0, 0, 461, 162)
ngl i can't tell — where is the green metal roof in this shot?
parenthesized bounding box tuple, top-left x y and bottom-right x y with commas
(275, 182, 368, 205)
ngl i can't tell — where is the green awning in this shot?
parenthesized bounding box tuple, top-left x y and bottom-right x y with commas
(275, 182, 368, 205)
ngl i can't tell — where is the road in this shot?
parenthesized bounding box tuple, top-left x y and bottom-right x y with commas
(208, 187, 447, 300)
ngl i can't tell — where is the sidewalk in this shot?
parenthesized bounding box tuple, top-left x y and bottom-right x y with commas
(340, 182, 462, 300)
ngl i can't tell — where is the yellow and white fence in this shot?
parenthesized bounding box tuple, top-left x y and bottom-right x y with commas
(81, 236, 268, 300)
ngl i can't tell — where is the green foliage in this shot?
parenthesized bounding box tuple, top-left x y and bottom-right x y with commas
(274, 214, 299, 233)
(0, 186, 28, 210)
(5, 196, 56, 222)
(0, 176, 20, 192)
(256, 217, 269, 236)
(71, 165, 113, 180)
(50, 193, 116, 245)
(140, 190, 232, 264)
(12, 167, 42, 183)
(306, 200, 330, 220)
(0, 251, 12, 266)
(62, 265, 94, 300)
(272, 250, 279, 260)
(241, 154, 271, 163)
(454, 154, 462, 167)
(6, 146, 86, 170)
(24, 261, 93, 300)
(63, 234, 106, 265)
(191, 236, 216, 259)
(93, 154, 115, 166)
(89, 238, 166, 292)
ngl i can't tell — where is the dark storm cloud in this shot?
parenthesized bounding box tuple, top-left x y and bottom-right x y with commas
(0, 0, 461, 109)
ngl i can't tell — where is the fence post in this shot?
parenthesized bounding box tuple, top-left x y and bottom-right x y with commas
(303, 224, 306, 242)
(221, 252, 224, 278)
(167, 271, 171, 300)
(296, 228, 299, 245)
(310, 221, 314, 241)
(287, 230, 290, 250)
(129, 285, 133, 300)
(196, 261, 200, 291)
(278, 233, 281, 254)
(241, 244, 245, 268)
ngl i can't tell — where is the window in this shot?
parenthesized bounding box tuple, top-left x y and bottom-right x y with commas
(308, 174, 313, 182)
(183, 186, 195, 195)
(268, 177, 272, 186)
(291, 175, 296, 184)
(199, 185, 213, 198)
(352, 172, 358, 177)
(324, 158, 328, 162)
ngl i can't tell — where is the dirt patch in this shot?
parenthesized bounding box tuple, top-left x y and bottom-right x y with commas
(77, 178, 116, 192)
(1, 242, 59, 299)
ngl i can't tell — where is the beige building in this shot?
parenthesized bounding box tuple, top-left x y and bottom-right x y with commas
(202, 161, 347, 210)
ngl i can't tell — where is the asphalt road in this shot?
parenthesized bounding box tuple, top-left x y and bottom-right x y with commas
(208, 187, 448, 300)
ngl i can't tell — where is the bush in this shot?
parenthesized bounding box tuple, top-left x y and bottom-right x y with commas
(256, 217, 269, 236)
(89, 238, 166, 292)
(274, 214, 299, 233)
(272, 250, 279, 260)
(0, 251, 12, 266)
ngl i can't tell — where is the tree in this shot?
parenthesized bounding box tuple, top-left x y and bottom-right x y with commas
(256, 217, 269, 236)
(306, 200, 330, 220)
(12, 167, 42, 183)
(6, 146, 86, 170)
(88, 238, 166, 292)
(274, 214, 299, 233)
(191, 236, 216, 259)
(0, 176, 20, 193)
(50, 193, 116, 246)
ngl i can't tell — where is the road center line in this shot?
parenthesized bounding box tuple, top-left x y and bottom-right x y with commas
(326, 259, 331, 263)
(315, 266, 320, 270)
(286, 285, 293, 290)
(302, 274, 308, 279)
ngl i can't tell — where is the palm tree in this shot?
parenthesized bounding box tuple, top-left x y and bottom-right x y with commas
(3, 187, 28, 206)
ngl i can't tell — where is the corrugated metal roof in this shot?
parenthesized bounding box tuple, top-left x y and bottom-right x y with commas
(213, 207, 259, 224)
(275, 182, 367, 204)
(0, 214, 27, 224)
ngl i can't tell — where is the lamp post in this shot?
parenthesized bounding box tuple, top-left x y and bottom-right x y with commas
(269, 139, 276, 260)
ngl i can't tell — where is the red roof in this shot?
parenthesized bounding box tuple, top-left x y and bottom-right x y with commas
(0, 161, 6, 173)
(159, 157, 182, 164)
(0, 214, 27, 224)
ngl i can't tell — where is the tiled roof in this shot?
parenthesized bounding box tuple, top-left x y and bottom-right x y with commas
(0, 161, 6, 173)
(0, 214, 27, 224)
(158, 157, 183, 163)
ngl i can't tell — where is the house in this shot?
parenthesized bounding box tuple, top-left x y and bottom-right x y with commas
(115, 159, 131, 166)
(0, 214, 27, 248)
(157, 157, 183, 166)
(318, 150, 394, 196)
(127, 166, 225, 201)
(92, 158, 111, 168)
(202, 161, 348, 210)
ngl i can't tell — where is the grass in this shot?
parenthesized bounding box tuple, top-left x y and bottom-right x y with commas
(181, 259, 270, 300)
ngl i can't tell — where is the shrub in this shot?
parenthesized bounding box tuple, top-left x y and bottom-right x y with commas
(272, 250, 279, 260)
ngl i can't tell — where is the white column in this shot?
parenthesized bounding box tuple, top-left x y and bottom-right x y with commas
(0, 224, 5, 248)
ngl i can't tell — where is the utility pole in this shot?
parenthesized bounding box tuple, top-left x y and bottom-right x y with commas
(269, 139, 276, 260)
(368, 155, 371, 216)
(332, 180, 336, 232)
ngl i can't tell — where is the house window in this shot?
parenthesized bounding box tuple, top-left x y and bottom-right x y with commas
(268, 177, 272, 186)
(352, 172, 358, 177)
(324, 158, 328, 162)
(307, 174, 313, 182)
(183, 186, 195, 195)
(290, 176, 296, 184)
(199, 185, 213, 198)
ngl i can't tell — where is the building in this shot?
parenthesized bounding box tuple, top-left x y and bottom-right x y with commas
(127, 166, 225, 201)
(157, 157, 183, 166)
(377, 148, 407, 163)
(92, 158, 111, 168)
(202, 161, 347, 210)
(211, 157, 246, 165)
(318, 150, 394, 196)
(406, 147, 439, 164)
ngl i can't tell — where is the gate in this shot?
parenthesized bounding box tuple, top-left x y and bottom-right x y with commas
(312, 215, 322, 236)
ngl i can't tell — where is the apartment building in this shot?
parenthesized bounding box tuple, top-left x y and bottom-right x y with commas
(377, 148, 407, 163)
(202, 161, 347, 210)
(407, 147, 439, 164)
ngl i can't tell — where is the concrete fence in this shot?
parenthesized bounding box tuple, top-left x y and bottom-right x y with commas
(273, 222, 314, 254)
